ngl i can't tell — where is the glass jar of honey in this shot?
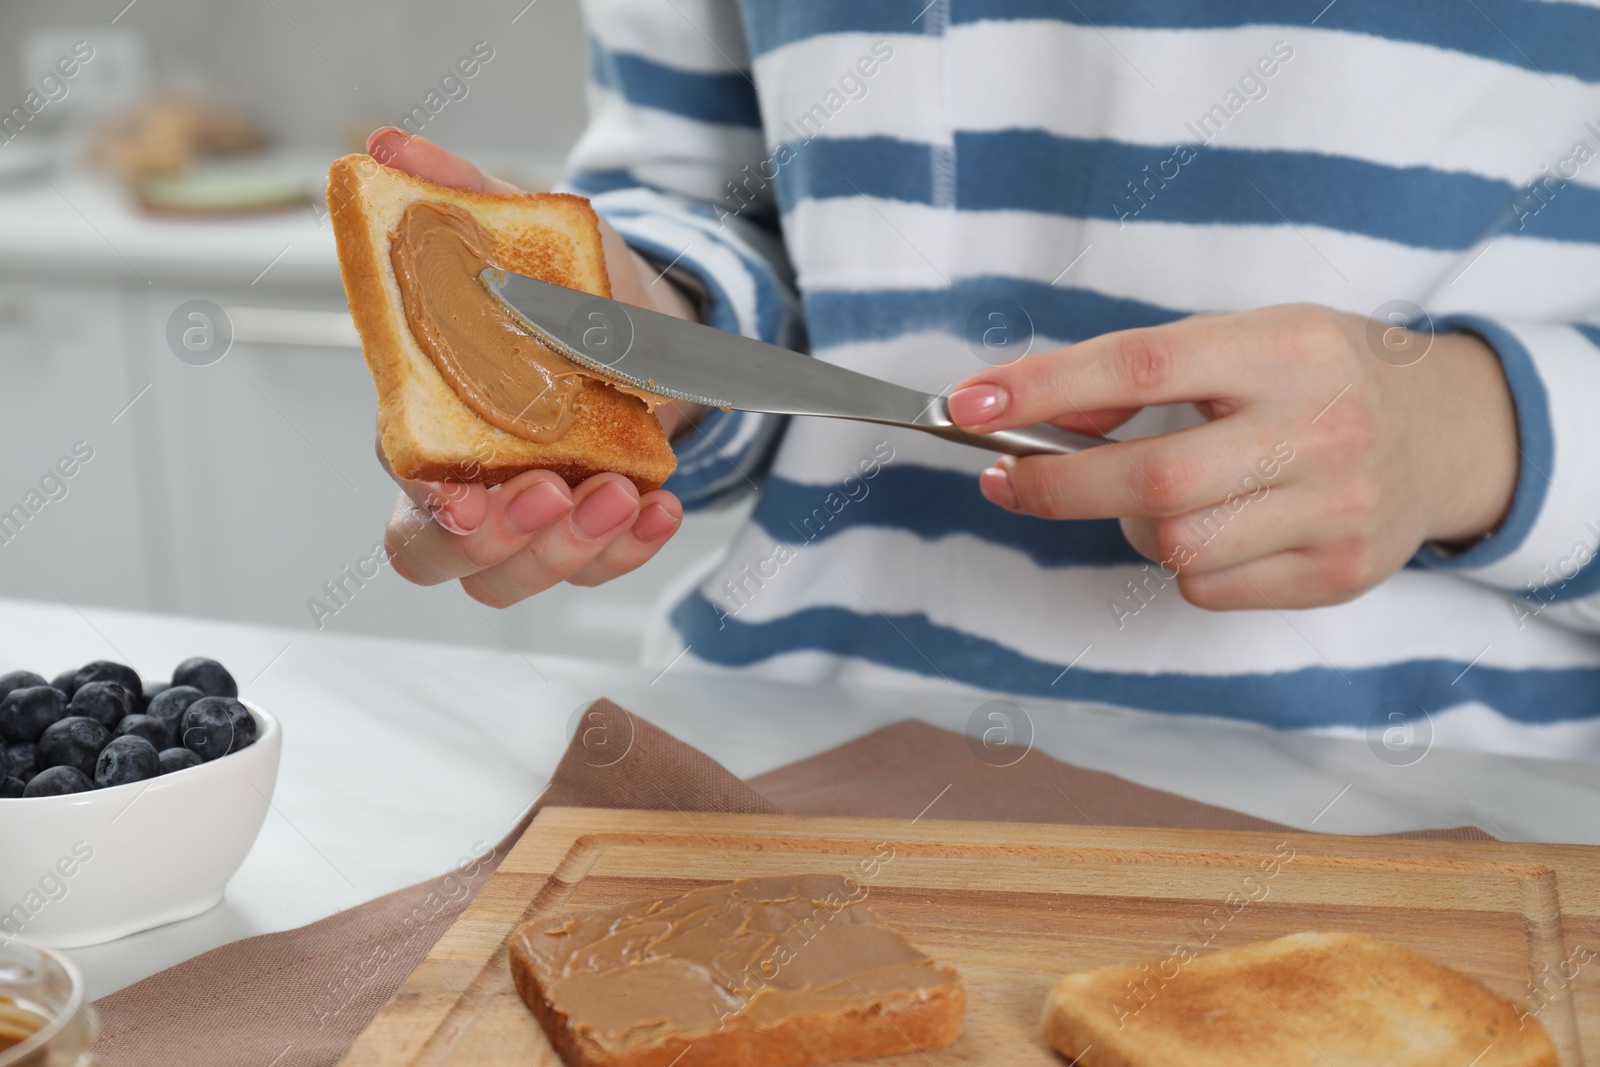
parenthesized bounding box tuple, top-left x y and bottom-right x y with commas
(0, 939, 98, 1067)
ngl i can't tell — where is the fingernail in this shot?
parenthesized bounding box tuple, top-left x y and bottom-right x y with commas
(366, 126, 407, 162)
(572, 482, 638, 540)
(633, 503, 679, 541)
(505, 480, 573, 534)
(948, 384, 1007, 425)
(423, 483, 475, 535)
(431, 507, 473, 536)
(980, 465, 1019, 509)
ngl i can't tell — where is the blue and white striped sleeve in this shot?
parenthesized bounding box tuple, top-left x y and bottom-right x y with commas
(1414, 317, 1600, 633)
(558, 0, 803, 510)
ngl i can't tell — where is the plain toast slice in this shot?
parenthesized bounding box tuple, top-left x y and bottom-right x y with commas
(1042, 931, 1556, 1067)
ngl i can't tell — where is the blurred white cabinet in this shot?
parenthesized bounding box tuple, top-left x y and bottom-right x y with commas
(122, 285, 401, 625)
(0, 281, 156, 616)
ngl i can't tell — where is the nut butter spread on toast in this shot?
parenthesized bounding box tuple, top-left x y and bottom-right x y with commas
(389, 201, 656, 443)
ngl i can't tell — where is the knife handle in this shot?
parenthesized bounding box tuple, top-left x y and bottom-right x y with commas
(911, 410, 1108, 457)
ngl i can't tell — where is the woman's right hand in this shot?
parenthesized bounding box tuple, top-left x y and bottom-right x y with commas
(365, 127, 694, 607)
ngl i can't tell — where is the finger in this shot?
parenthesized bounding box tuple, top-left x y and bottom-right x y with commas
(373, 433, 490, 534)
(364, 127, 521, 193)
(949, 315, 1256, 431)
(982, 420, 1293, 520)
(398, 478, 489, 536)
(597, 217, 651, 308)
(597, 218, 702, 323)
(1120, 486, 1315, 576)
(1177, 531, 1401, 607)
(567, 491, 684, 587)
(386, 471, 576, 587)
(1176, 542, 1382, 611)
(458, 474, 642, 607)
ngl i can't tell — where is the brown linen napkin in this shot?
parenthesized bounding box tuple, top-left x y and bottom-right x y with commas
(752, 719, 1493, 841)
(753, 719, 1290, 831)
(90, 698, 1484, 1066)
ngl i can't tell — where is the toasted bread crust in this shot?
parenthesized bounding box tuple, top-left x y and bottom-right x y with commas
(326, 154, 676, 491)
(1042, 932, 1557, 1067)
(508, 936, 965, 1067)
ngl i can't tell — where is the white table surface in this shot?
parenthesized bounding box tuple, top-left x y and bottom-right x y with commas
(2, 595, 1596, 1000)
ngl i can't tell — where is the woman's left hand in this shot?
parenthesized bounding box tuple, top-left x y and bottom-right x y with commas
(947, 304, 1521, 610)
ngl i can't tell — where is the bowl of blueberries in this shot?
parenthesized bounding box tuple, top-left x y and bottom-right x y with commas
(0, 656, 280, 948)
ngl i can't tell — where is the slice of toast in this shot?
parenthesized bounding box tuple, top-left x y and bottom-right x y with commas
(1042, 931, 1556, 1067)
(508, 874, 965, 1067)
(326, 153, 676, 490)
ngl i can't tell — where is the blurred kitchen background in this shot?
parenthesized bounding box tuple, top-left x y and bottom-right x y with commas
(0, 0, 749, 661)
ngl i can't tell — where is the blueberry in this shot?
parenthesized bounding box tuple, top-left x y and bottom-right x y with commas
(95, 735, 159, 788)
(147, 685, 205, 746)
(140, 679, 171, 714)
(157, 747, 202, 775)
(171, 658, 237, 699)
(0, 686, 67, 744)
(50, 668, 79, 699)
(71, 661, 142, 702)
(0, 670, 47, 703)
(6, 743, 37, 782)
(38, 716, 110, 777)
(182, 697, 254, 760)
(231, 703, 258, 749)
(0, 776, 23, 798)
(114, 713, 172, 750)
(69, 681, 134, 729)
(23, 765, 93, 797)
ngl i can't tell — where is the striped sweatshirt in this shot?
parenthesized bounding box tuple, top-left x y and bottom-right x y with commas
(558, 0, 1600, 761)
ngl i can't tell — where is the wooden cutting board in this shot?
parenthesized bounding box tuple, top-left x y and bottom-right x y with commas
(341, 807, 1600, 1066)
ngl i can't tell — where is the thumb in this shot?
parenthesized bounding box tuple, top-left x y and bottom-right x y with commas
(364, 128, 521, 194)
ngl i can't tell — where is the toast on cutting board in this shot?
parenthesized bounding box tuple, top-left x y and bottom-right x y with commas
(507, 874, 965, 1067)
(325, 153, 676, 491)
(1042, 930, 1556, 1067)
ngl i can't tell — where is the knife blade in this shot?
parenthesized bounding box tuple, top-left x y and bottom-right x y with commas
(481, 269, 1106, 457)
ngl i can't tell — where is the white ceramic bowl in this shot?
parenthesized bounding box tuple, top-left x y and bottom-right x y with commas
(0, 701, 280, 949)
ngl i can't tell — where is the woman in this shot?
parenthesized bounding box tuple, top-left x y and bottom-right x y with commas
(370, 1, 1600, 759)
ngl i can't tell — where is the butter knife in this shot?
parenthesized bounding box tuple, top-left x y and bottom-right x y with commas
(481, 270, 1105, 457)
